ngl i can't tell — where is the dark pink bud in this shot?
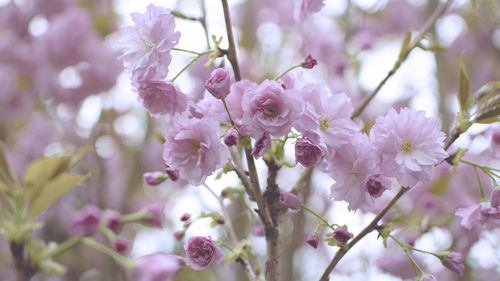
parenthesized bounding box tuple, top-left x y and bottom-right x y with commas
(306, 233, 319, 249)
(102, 210, 122, 234)
(251, 221, 265, 237)
(184, 236, 223, 271)
(492, 130, 500, 143)
(224, 129, 239, 146)
(165, 167, 180, 182)
(142, 203, 164, 228)
(251, 132, 271, 159)
(205, 68, 231, 99)
(490, 189, 500, 208)
(333, 226, 352, 244)
(113, 237, 130, 255)
(295, 137, 324, 168)
(173, 231, 185, 241)
(441, 252, 464, 275)
(280, 190, 301, 210)
(143, 171, 166, 186)
(180, 213, 191, 222)
(364, 174, 391, 198)
(68, 205, 101, 236)
(134, 253, 183, 281)
(302, 54, 317, 69)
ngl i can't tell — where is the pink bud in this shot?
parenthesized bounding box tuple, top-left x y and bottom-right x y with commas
(102, 210, 122, 234)
(180, 213, 191, 221)
(251, 132, 271, 159)
(165, 167, 180, 182)
(364, 174, 391, 198)
(306, 233, 319, 248)
(295, 137, 324, 168)
(490, 189, 500, 208)
(184, 236, 223, 271)
(441, 252, 464, 275)
(302, 54, 317, 69)
(68, 205, 101, 236)
(280, 190, 301, 210)
(251, 221, 265, 237)
(205, 68, 231, 99)
(143, 171, 166, 186)
(143, 203, 164, 228)
(113, 237, 130, 255)
(173, 231, 185, 241)
(333, 226, 352, 244)
(224, 129, 239, 146)
(134, 253, 183, 281)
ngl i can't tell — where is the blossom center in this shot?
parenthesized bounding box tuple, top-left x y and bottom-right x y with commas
(319, 119, 329, 131)
(264, 105, 279, 117)
(400, 140, 414, 152)
(192, 140, 202, 153)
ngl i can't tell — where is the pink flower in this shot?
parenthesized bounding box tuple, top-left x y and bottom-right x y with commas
(293, 0, 325, 23)
(332, 226, 352, 244)
(224, 79, 258, 126)
(251, 222, 265, 237)
(370, 108, 448, 187)
(67, 205, 101, 236)
(327, 133, 379, 211)
(136, 80, 188, 118)
(251, 132, 271, 159)
(224, 129, 239, 146)
(280, 190, 301, 210)
(205, 68, 231, 99)
(306, 233, 319, 248)
(295, 133, 326, 168)
(102, 210, 122, 234)
(134, 253, 183, 281)
(184, 236, 223, 271)
(173, 231, 185, 241)
(113, 237, 130, 255)
(241, 80, 301, 138)
(119, 4, 180, 82)
(163, 115, 229, 185)
(441, 252, 464, 275)
(143, 171, 167, 186)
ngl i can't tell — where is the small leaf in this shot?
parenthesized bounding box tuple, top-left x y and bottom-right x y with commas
(24, 156, 72, 188)
(472, 0, 481, 9)
(28, 173, 87, 218)
(458, 58, 470, 111)
(0, 144, 12, 186)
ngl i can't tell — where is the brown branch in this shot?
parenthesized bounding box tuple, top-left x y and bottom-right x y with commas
(318, 186, 410, 281)
(352, 0, 451, 119)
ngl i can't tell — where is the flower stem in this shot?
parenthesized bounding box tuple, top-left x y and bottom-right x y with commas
(274, 64, 302, 81)
(299, 203, 335, 231)
(171, 50, 213, 82)
(81, 238, 136, 268)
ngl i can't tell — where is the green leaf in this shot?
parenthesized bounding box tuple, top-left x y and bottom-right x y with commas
(472, 0, 481, 9)
(0, 144, 12, 187)
(28, 173, 87, 218)
(458, 58, 470, 111)
(470, 82, 500, 124)
(23, 155, 72, 188)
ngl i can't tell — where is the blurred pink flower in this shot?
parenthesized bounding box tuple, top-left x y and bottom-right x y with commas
(134, 253, 183, 281)
(251, 132, 271, 159)
(67, 205, 101, 236)
(441, 252, 465, 275)
(370, 108, 448, 187)
(184, 236, 223, 271)
(293, 0, 325, 23)
(136, 80, 188, 118)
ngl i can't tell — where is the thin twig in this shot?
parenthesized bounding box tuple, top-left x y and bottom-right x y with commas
(318, 186, 410, 281)
(352, 0, 451, 118)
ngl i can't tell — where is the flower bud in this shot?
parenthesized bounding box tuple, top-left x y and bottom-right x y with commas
(67, 205, 101, 236)
(306, 233, 319, 249)
(142, 203, 165, 228)
(441, 252, 464, 275)
(113, 237, 130, 255)
(224, 129, 239, 146)
(165, 167, 180, 182)
(205, 68, 231, 99)
(364, 174, 391, 198)
(184, 236, 223, 271)
(295, 137, 324, 168)
(102, 210, 122, 234)
(302, 54, 317, 69)
(143, 171, 167, 186)
(490, 189, 500, 208)
(173, 231, 185, 241)
(251, 132, 271, 159)
(280, 190, 301, 210)
(332, 226, 352, 244)
(180, 213, 191, 221)
(251, 222, 265, 237)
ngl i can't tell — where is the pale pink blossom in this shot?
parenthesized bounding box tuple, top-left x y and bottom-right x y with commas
(134, 253, 183, 281)
(293, 0, 325, 23)
(163, 116, 229, 185)
(328, 133, 379, 211)
(241, 80, 301, 138)
(184, 236, 223, 271)
(136, 80, 188, 118)
(205, 68, 231, 99)
(223, 79, 258, 126)
(119, 4, 180, 82)
(370, 108, 448, 187)
(251, 132, 271, 159)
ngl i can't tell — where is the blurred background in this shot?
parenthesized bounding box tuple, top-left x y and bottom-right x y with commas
(0, 0, 499, 280)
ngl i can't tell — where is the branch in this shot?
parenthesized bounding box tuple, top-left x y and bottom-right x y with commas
(352, 0, 451, 118)
(318, 186, 410, 281)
